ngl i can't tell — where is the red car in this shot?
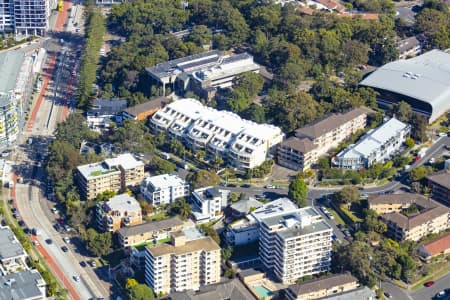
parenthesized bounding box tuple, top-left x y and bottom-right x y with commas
(424, 281, 435, 287)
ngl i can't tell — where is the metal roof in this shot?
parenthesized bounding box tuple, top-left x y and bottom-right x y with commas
(360, 50, 450, 122)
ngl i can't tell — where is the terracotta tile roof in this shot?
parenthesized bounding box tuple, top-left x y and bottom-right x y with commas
(297, 6, 315, 15)
(420, 232, 450, 257)
(315, 0, 346, 12)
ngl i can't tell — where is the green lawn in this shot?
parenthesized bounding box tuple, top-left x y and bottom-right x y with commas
(146, 212, 169, 221)
(327, 207, 345, 225)
(133, 237, 171, 252)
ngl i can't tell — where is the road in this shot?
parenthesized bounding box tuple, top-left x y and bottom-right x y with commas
(410, 272, 450, 300)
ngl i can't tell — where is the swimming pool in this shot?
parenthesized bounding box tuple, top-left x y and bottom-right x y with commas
(253, 285, 273, 298)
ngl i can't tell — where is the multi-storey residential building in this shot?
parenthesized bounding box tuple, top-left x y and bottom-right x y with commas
(397, 36, 422, 59)
(277, 107, 370, 171)
(285, 273, 359, 300)
(86, 99, 127, 131)
(145, 228, 221, 295)
(140, 174, 189, 206)
(76, 153, 144, 200)
(369, 194, 450, 241)
(191, 187, 229, 224)
(96, 194, 142, 232)
(150, 98, 284, 169)
(146, 50, 260, 98)
(117, 216, 184, 248)
(0, 269, 46, 299)
(0, 226, 27, 274)
(259, 206, 333, 284)
(427, 170, 450, 206)
(225, 198, 299, 246)
(334, 118, 410, 169)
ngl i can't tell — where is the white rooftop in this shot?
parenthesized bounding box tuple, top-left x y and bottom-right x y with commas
(143, 174, 187, 190)
(104, 194, 140, 212)
(360, 50, 450, 122)
(104, 153, 143, 170)
(77, 162, 120, 180)
(337, 118, 408, 158)
(250, 198, 300, 223)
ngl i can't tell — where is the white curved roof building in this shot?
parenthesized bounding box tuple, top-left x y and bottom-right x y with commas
(360, 50, 450, 123)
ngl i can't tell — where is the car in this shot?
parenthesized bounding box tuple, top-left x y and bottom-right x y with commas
(429, 158, 435, 164)
(13, 212, 20, 219)
(51, 207, 59, 214)
(265, 185, 275, 189)
(18, 220, 25, 227)
(360, 193, 369, 199)
(438, 132, 447, 137)
(8, 199, 13, 205)
(53, 223, 61, 231)
(327, 214, 335, 220)
(343, 230, 351, 237)
(63, 237, 71, 243)
(45, 238, 53, 244)
(11, 207, 16, 213)
(61, 246, 68, 252)
(32, 240, 39, 246)
(1, 150, 11, 157)
(64, 224, 71, 232)
(73, 275, 80, 282)
(0, 220, 6, 226)
(436, 291, 447, 299)
(80, 261, 87, 267)
(425, 281, 435, 287)
(384, 292, 392, 298)
(90, 260, 96, 267)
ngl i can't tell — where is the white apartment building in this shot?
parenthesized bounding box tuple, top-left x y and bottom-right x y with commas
(278, 107, 370, 171)
(334, 118, 410, 169)
(225, 198, 301, 246)
(145, 227, 221, 295)
(258, 205, 333, 284)
(140, 174, 189, 206)
(0, 226, 28, 275)
(150, 98, 284, 169)
(191, 187, 229, 224)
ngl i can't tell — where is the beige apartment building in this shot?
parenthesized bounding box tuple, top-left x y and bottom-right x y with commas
(370, 194, 450, 241)
(96, 194, 142, 232)
(285, 273, 359, 300)
(76, 153, 144, 200)
(117, 216, 184, 248)
(278, 107, 370, 171)
(145, 230, 221, 295)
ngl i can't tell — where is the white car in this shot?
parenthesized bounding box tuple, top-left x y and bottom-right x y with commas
(63, 237, 71, 243)
(73, 275, 80, 282)
(32, 240, 40, 246)
(51, 207, 59, 214)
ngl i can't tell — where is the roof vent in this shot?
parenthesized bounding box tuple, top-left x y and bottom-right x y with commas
(403, 73, 410, 78)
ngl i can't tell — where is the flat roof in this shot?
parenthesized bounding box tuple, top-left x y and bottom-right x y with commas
(317, 286, 375, 300)
(278, 219, 332, 240)
(0, 227, 26, 260)
(360, 50, 450, 121)
(103, 194, 140, 213)
(77, 162, 120, 180)
(88, 99, 127, 116)
(427, 170, 450, 189)
(147, 236, 220, 257)
(104, 153, 143, 170)
(0, 270, 45, 300)
(250, 198, 300, 222)
(0, 51, 25, 94)
(288, 273, 358, 296)
(118, 216, 184, 238)
(142, 174, 186, 190)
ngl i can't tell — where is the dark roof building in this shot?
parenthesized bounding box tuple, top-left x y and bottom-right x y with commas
(0, 269, 46, 300)
(427, 170, 450, 206)
(121, 97, 168, 121)
(86, 99, 128, 130)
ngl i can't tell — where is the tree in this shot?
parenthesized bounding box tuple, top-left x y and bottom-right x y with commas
(288, 178, 308, 207)
(188, 170, 220, 189)
(186, 25, 212, 47)
(125, 278, 138, 289)
(169, 198, 192, 220)
(317, 157, 330, 169)
(96, 190, 116, 202)
(232, 72, 264, 98)
(200, 224, 220, 244)
(128, 284, 154, 300)
(405, 137, 415, 149)
(393, 101, 412, 122)
(150, 156, 176, 175)
(336, 186, 360, 206)
(82, 228, 112, 257)
(410, 114, 428, 142)
(410, 165, 428, 181)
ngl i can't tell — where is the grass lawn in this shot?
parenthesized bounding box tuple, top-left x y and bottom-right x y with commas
(133, 237, 171, 252)
(339, 203, 364, 223)
(327, 206, 345, 225)
(146, 212, 169, 221)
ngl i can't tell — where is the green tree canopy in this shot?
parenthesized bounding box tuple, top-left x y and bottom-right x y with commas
(128, 283, 154, 300)
(188, 170, 221, 189)
(288, 178, 308, 207)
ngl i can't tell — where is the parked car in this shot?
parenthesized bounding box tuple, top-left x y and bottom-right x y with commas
(384, 292, 392, 298)
(80, 261, 87, 267)
(425, 281, 435, 287)
(436, 291, 446, 299)
(63, 237, 71, 243)
(45, 238, 53, 244)
(73, 275, 80, 282)
(90, 260, 96, 267)
(32, 240, 39, 246)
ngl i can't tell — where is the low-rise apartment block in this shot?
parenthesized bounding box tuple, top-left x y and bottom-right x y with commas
(76, 153, 144, 200)
(259, 206, 333, 284)
(0, 269, 46, 300)
(427, 170, 450, 206)
(0, 226, 28, 274)
(191, 187, 229, 224)
(145, 228, 221, 295)
(285, 273, 359, 300)
(277, 107, 370, 171)
(118, 216, 184, 248)
(96, 194, 142, 232)
(334, 118, 410, 169)
(150, 98, 284, 169)
(369, 194, 450, 241)
(418, 231, 450, 261)
(397, 36, 422, 59)
(146, 50, 260, 99)
(140, 174, 190, 206)
(86, 99, 127, 131)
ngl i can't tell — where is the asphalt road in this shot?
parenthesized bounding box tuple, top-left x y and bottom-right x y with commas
(410, 272, 450, 300)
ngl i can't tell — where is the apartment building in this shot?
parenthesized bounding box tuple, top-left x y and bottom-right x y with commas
(0, 226, 27, 274)
(145, 228, 221, 295)
(96, 194, 142, 232)
(150, 98, 284, 169)
(146, 50, 260, 98)
(285, 273, 359, 300)
(225, 198, 299, 246)
(259, 206, 333, 284)
(117, 216, 184, 248)
(397, 36, 422, 60)
(427, 170, 450, 206)
(370, 194, 450, 241)
(0, 269, 46, 300)
(277, 107, 370, 171)
(76, 153, 144, 200)
(140, 174, 189, 206)
(334, 118, 410, 169)
(191, 187, 229, 224)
